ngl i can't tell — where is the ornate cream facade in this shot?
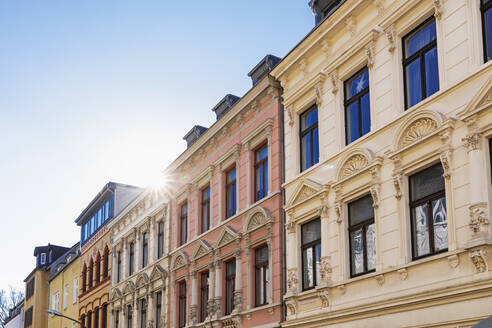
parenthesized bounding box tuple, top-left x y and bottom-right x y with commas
(271, 0, 492, 327)
(108, 189, 170, 328)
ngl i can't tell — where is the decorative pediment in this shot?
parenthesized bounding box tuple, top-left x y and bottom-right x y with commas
(136, 273, 150, 288)
(393, 109, 446, 151)
(111, 288, 122, 301)
(215, 226, 238, 249)
(150, 264, 167, 281)
(286, 178, 322, 207)
(123, 281, 135, 295)
(244, 207, 272, 233)
(192, 240, 212, 260)
(171, 252, 189, 271)
(458, 74, 492, 118)
(336, 148, 375, 181)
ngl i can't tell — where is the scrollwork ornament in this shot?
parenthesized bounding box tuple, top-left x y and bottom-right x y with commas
(370, 185, 380, 208)
(317, 288, 330, 307)
(319, 256, 332, 283)
(286, 299, 297, 316)
(462, 133, 481, 152)
(287, 269, 299, 293)
(469, 203, 489, 235)
(469, 248, 488, 273)
(335, 201, 342, 223)
(386, 27, 395, 53)
(393, 173, 403, 200)
(440, 151, 452, 179)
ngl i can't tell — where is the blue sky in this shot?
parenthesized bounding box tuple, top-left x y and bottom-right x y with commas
(0, 1, 313, 291)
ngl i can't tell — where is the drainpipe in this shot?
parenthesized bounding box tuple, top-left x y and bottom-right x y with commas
(279, 86, 287, 323)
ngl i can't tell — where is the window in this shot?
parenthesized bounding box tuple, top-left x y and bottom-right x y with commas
(87, 311, 92, 328)
(345, 68, 370, 144)
(300, 106, 319, 171)
(82, 265, 87, 293)
(403, 17, 439, 109)
(200, 271, 209, 322)
(140, 299, 146, 328)
(103, 247, 109, 278)
(102, 304, 108, 328)
(226, 168, 237, 218)
(127, 305, 132, 328)
(178, 281, 187, 328)
(155, 292, 162, 328)
(180, 203, 188, 246)
(482, 0, 492, 62)
(115, 310, 119, 328)
(94, 308, 99, 328)
(129, 242, 134, 276)
(201, 187, 211, 233)
(117, 251, 121, 283)
(40, 253, 46, 265)
(348, 195, 376, 277)
(410, 164, 447, 259)
(255, 145, 269, 201)
(255, 246, 269, 306)
(64, 284, 69, 310)
(80, 315, 85, 328)
(301, 219, 321, 290)
(225, 260, 236, 315)
(142, 232, 148, 268)
(95, 253, 101, 284)
(24, 306, 33, 327)
(157, 222, 164, 259)
(73, 278, 78, 304)
(52, 292, 60, 311)
(26, 278, 35, 300)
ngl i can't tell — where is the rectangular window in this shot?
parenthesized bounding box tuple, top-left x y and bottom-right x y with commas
(201, 187, 211, 233)
(40, 253, 46, 265)
(226, 168, 237, 219)
(102, 304, 108, 328)
(403, 17, 439, 109)
(155, 292, 162, 328)
(94, 308, 99, 328)
(117, 251, 121, 283)
(349, 195, 376, 277)
(73, 278, 78, 304)
(482, 0, 492, 62)
(140, 299, 146, 328)
(301, 219, 321, 290)
(345, 68, 370, 144)
(64, 284, 68, 310)
(157, 222, 164, 259)
(115, 310, 119, 328)
(255, 246, 269, 306)
(24, 306, 33, 327)
(142, 232, 148, 268)
(410, 164, 447, 259)
(129, 242, 134, 276)
(104, 248, 109, 279)
(255, 145, 269, 201)
(178, 281, 187, 328)
(200, 271, 209, 322)
(300, 106, 319, 171)
(127, 305, 132, 328)
(180, 203, 188, 246)
(26, 278, 35, 300)
(52, 291, 60, 311)
(225, 260, 236, 315)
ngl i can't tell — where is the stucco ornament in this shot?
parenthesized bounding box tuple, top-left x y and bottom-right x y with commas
(386, 26, 395, 53)
(334, 201, 342, 223)
(375, 274, 385, 286)
(469, 204, 489, 235)
(147, 320, 154, 328)
(478, 88, 492, 107)
(233, 289, 243, 312)
(393, 173, 403, 199)
(462, 133, 481, 152)
(317, 288, 330, 307)
(287, 269, 299, 293)
(469, 248, 488, 273)
(433, 0, 443, 19)
(207, 298, 216, 318)
(440, 151, 452, 179)
(397, 268, 408, 281)
(319, 256, 332, 283)
(222, 317, 240, 328)
(448, 254, 459, 269)
(190, 305, 198, 324)
(285, 299, 297, 316)
(399, 118, 438, 148)
(339, 154, 369, 180)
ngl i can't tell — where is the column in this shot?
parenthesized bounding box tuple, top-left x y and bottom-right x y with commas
(245, 143, 251, 206)
(207, 263, 215, 319)
(233, 250, 242, 312)
(285, 211, 299, 296)
(245, 247, 251, 311)
(133, 297, 138, 328)
(122, 239, 128, 280)
(149, 218, 155, 263)
(320, 199, 330, 287)
(267, 129, 273, 195)
(214, 260, 222, 318)
(190, 271, 198, 324)
(147, 293, 154, 328)
(134, 230, 141, 271)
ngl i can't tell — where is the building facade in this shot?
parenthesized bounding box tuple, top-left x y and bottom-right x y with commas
(4, 299, 24, 328)
(47, 242, 81, 328)
(76, 182, 143, 328)
(166, 55, 284, 328)
(23, 244, 70, 328)
(271, 0, 492, 327)
(108, 188, 169, 328)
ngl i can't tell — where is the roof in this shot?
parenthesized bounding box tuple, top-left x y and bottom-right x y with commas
(49, 242, 81, 281)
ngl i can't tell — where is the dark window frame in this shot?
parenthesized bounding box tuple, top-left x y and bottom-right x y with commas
(199, 271, 209, 322)
(129, 242, 135, 276)
(300, 105, 319, 172)
(102, 304, 108, 328)
(157, 221, 164, 259)
(402, 16, 439, 109)
(301, 218, 321, 291)
(95, 253, 101, 284)
(142, 232, 148, 268)
(103, 247, 109, 279)
(344, 67, 370, 144)
(117, 251, 121, 283)
(225, 168, 237, 219)
(254, 143, 269, 202)
(348, 195, 376, 278)
(179, 203, 188, 246)
(254, 245, 269, 307)
(225, 259, 236, 315)
(88, 259, 94, 288)
(127, 305, 132, 328)
(201, 186, 211, 233)
(140, 299, 146, 328)
(178, 281, 187, 328)
(482, 0, 492, 62)
(155, 292, 162, 328)
(409, 163, 447, 260)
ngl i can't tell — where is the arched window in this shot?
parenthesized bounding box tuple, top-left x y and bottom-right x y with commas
(82, 264, 87, 293)
(95, 253, 101, 284)
(88, 259, 94, 289)
(103, 247, 110, 279)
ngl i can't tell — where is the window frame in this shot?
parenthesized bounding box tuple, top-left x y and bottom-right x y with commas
(117, 251, 121, 283)
(224, 259, 236, 315)
(344, 67, 370, 144)
(299, 105, 319, 172)
(178, 281, 187, 328)
(482, 0, 492, 62)
(127, 305, 132, 328)
(402, 16, 439, 109)
(40, 253, 46, 265)
(179, 203, 188, 246)
(155, 292, 162, 328)
(409, 163, 447, 260)
(254, 143, 269, 202)
(140, 299, 146, 328)
(199, 271, 209, 322)
(301, 218, 321, 291)
(103, 247, 109, 279)
(129, 242, 135, 276)
(142, 232, 148, 268)
(225, 168, 237, 219)
(201, 186, 211, 233)
(254, 245, 269, 307)
(157, 221, 164, 259)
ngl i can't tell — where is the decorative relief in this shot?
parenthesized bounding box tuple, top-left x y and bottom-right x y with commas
(294, 186, 317, 204)
(317, 288, 330, 307)
(386, 27, 395, 53)
(448, 254, 459, 269)
(370, 185, 380, 209)
(246, 210, 270, 233)
(222, 317, 240, 328)
(286, 210, 296, 233)
(215, 227, 237, 249)
(287, 269, 299, 294)
(233, 289, 243, 312)
(337, 284, 346, 295)
(397, 268, 408, 281)
(477, 88, 492, 107)
(207, 299, 216, 318)
(366, 44, 375, 68)
(440, 151, 452, 179)
(373, 0, 384, 14)
(287, 107, 295, 127)
(375, 274, 385, 286)
(190, 305, 198, 324)
(433, 0, 443, 19)
(319, 256, 332, 283)
(345, 15, 356, 36)
(321, 40, 330, 58)
(399, 118, 438, 148)
(469, 248, 488, 273)
(285, 299, 297, 316)
(462, 133, 481, 152)
(330, 72, 339, 94)
(339, 154, 369, 180)
(315, 80, 324, 106)
(299, 58, 308, 77)
(469, 203, 489, 235)
(393, 174, 403, 200)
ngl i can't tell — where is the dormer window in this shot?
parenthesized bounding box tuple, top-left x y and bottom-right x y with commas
(40, 253, 46, 265)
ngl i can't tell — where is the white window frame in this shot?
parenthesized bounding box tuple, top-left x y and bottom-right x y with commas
(40, 253, 46, 265)
(63, 284, 68, 310)
(73, 277, 78, 304)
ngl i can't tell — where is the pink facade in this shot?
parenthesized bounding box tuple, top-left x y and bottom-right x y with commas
(166, 72, 283, 328)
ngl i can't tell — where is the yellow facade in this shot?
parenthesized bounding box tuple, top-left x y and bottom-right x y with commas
(48, 256, 80, 328)
(24, 270, 50, 328)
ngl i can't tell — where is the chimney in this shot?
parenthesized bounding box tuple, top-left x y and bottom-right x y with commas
(212, 94, 240, 120)
(183, 125, 208, 148)
(248, 55, 281, 87)
(309, 0, 344, 26)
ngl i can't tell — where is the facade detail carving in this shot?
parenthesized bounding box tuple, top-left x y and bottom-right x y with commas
(287, 269, 299, 294)
(319, 256, 332, 284)
(393, 173, 403, 200)
(469, 203, 490, 235)
(462, 133, 481, 152)
(345, 15, 356, 36)
(433, 0, 443, 19)
(317, 288, 330, 308)
(385, 27, 395, 52)
(339, 154, 369, 180)
(285, 299, 297, 316)
(397, 268, 408, 281)
(469, 248, 488, 273)
(399, 118, 438, 149)
(375, 274, 384, 286)
(448, 254, 459, 269)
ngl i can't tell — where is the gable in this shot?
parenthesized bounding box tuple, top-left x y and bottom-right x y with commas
(192, 240, 212, 260)
(286, 178, 322, 207)
(458, 74, 492, 118)
(150, 264, 167, 281)
(215, 226, 238, 249)
(244, 207, 272, 233)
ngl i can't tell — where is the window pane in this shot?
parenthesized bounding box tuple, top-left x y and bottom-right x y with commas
(264, 161, 268, 195)
(486, 8, 492, 61)
(313, 127, 319, 165)
(366, 223, 376, 271)
(413, 203, 430, 257)
(256, 246, 268, 264)
(301, 107, 318, 130)
(347, 102, 359, 143)
(432, 197, 448, 252)
(302, 133, 312, 170)
(346, 69, 369, 98)
(302, 247, 314, 288)
(349, 195, 374, 226)
(424, 47, 439, 97)
(227, 169, 236, 182)
(315, 243, 321, 285)
(257, 146, 268, 161)
(405, 20, 436, 57)
(361, 93, 371, 135)
(406, 59, 422, 107)
(350, 228, 364, 275)
(410, 165, 445, 201)
(302, 219, 321, 244)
